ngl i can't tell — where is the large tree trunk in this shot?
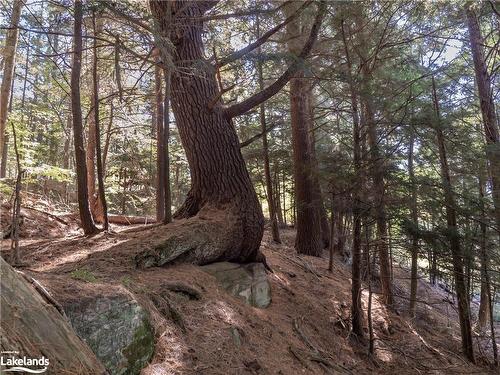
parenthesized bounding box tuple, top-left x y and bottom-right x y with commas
(138, 0, 265, 266)
(432, 76, 474, 362)
(71, 0, 98, 236)
(466, 4, 500, 236)
(286, 1, 322, 256)
(0, 0, 22, 177)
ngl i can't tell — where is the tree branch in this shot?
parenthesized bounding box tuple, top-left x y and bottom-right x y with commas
(223, 0, 326, 119)
(216, 0, 313, 68)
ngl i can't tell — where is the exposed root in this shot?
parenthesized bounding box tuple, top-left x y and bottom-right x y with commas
(161, 282, 202, 300)
(134, 206, 261, 267)
(149, 292, 186, 332)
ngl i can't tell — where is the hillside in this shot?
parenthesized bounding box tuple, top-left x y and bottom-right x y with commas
(1, 221, 497, 374)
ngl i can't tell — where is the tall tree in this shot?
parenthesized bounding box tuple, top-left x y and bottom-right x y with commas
(0, 0, 23, 177)
(138, 0, 326, 266)
(285, 0, 323, 256)
(71, 0, 98, 236)
(432, 76, 474, 362)
(341, 17, 364, 337)
(465, 3, 500, 236)
(92, 10, 108, 230)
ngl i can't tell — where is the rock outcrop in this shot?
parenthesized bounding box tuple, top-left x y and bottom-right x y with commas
(202, 262, 271, 308)
(0, 257, 107, 375)
(60, 284, 155, 375)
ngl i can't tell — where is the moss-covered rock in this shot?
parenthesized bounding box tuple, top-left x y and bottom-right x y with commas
(62, 285, 154, 375)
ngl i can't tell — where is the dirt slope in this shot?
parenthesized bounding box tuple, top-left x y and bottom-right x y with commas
(1, 225, 497, 374)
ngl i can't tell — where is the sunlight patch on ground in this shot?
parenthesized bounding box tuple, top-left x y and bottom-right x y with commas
(33, 238, 129, 272)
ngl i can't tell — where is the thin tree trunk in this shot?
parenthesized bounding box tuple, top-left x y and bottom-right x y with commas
(92, 11, 108, 230)
(466, 4, 500, 236)
(163, 67, 172, 224)
(432, 76, 474, 362)
(341, 18, 364, 336)
(155, 56, 165, 222)
(364, 93, 393, 306)
(257, 14, 280, 244)
(408, 131, 419, 316)
(102, 100, 113, 175)
(0, 0, 22, 173)
(71, 0, 98, 236)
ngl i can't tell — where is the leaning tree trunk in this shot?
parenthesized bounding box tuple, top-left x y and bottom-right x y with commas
(137, 0, 265, 266)
(0, 0, 22, 177)
(466, 4, 500, 237)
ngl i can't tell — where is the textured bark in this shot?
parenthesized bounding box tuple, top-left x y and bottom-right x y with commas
(286, 1, 322, 256)
(466, 4, 500, 236)
(143, 0, 264, 265)
(71, 0, 98, 236)
(0, 0, 22, 176)
(408, 132, 419, 316)
(432, 76, 474, 362)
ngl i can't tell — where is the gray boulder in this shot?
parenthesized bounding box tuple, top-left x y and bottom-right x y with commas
(202, 262, 271, 308)
(61, 285, 154, 375)
(0, 257, 107, 374)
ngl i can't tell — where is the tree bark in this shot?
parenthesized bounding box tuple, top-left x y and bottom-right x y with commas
(285, 0, 322, 256)
(432, 76, 474, 363)
(466, 4, 500, 236)
(0, 0, 22, 177)
(139, 0, 264, 266)
(71, 0, 98, 236)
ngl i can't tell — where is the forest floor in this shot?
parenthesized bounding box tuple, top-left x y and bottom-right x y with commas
(1, 206, 498, 374)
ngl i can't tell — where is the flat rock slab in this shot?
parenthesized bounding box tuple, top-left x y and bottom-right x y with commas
(202, 262, 271, 308)
(59, 283, 154, 375)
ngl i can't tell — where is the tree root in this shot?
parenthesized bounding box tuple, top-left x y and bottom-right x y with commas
(149, 292, 186, 332)
(134, 208, 262, 268)
(161, 282, 202, 300)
